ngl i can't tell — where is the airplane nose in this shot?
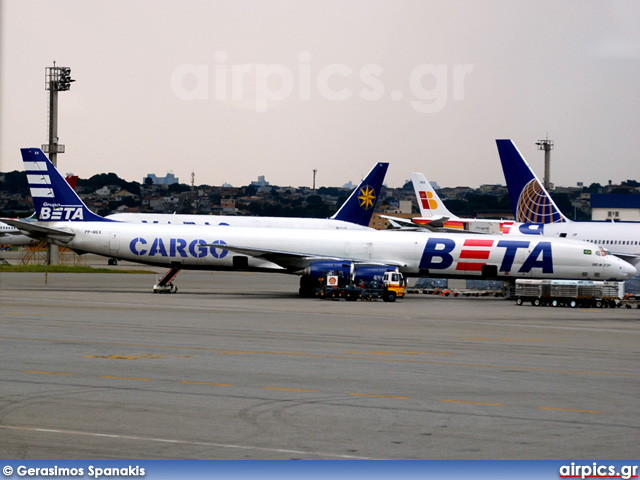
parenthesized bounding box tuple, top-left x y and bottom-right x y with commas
(620, 261, 638, 280)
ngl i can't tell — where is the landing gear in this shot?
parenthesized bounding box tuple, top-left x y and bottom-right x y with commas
(153, 268, 181, 293)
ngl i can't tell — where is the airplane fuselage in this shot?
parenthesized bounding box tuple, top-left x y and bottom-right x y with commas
(106, 213, 371, 230)
(47, 221, 635, 281)
(509, 221, 640, 273)
(511, 221, 639, 254)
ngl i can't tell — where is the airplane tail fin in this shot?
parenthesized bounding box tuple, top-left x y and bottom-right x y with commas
(330, 162, 388, 226)
(411, 172, 457, 219)
(21, 148, 110, 222)
(495, 139, 568, 223)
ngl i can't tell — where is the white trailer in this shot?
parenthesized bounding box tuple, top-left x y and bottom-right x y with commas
(515, 279, 625, 308)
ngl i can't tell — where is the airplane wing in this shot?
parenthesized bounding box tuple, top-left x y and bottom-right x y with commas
(203, 243, 406, 270)
(381, 215, 442, 231)
(0, 218, 75, 241)
(381, 215, 486, 235)
(411, 216, 450, 228)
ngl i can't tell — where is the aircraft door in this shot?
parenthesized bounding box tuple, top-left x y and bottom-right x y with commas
(110, 231, 120, 255)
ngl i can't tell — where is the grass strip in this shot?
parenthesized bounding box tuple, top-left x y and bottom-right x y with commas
(0, 264, 154, 274)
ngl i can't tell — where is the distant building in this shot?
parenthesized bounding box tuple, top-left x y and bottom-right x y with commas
(370, 212, 414, 230)
(220, 198, 237, 214)
(251, 176, 269, 187)
(478, 184, 507, 196)
(591, 194, 640, 221)
(251, 175, 270, 193)
(144, 173, 179, 185)
(385, 200, 412, 214)
(438, 186, 474, 200)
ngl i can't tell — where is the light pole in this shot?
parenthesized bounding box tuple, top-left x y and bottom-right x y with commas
(535, 136, 554, 191)
(43, 63, 74, 167)
(312, 169, 317, 195)
(42, 63, 74, 265)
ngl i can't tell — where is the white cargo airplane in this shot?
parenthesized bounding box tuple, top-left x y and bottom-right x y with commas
(4, 148, 635, 295)
(107, 162, 388, 230)
(497, 139, 640, 273)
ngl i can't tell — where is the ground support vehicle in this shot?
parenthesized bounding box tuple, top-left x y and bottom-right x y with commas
(514, 279, 625, 308)
(153, 268, 179, 294)
(317, 270, 405, 302)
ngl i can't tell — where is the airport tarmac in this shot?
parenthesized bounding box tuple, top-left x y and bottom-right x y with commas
(1, 264, 639, 459)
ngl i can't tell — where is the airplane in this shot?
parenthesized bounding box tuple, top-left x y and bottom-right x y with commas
(496, 139, 640, 273)
(106, 163, 389, 230)
(383, 172, 515, 234)
(3, 148, 635, 296)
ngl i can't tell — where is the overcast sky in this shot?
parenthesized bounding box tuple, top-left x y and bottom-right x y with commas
(2, 0, 639, 189)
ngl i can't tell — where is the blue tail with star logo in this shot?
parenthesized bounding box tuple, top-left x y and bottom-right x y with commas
(330, 162, 388, 227)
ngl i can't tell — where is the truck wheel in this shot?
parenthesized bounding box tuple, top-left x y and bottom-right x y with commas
(551, 299, 558, 307)
(595, 300, 602, 308)
(533, 298, 541, 306)
(516, 298, 523, 306)
(346, 291, 359, 301)
(383, 291, 397, 302)
(569, 300, 577, 308)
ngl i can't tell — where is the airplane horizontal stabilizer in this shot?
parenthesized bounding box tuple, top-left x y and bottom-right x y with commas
(0, 218, 76, 241)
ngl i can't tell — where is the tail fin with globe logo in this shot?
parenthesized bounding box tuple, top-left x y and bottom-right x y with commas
(496, 139, 569, 224)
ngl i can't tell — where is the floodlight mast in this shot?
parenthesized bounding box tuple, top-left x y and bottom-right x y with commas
(43, 63, 75, 167)
(535, 136, 554, 190)
(42, 63, 75, 266)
